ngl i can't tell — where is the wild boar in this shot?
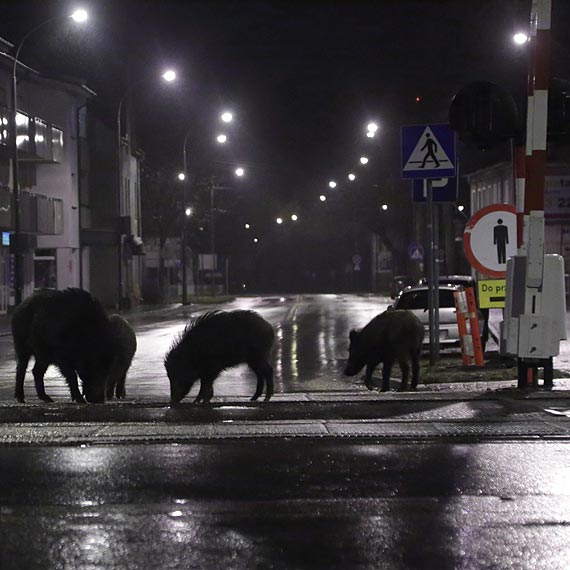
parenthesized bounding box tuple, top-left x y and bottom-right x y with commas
(165, 310, 275, 403)
(344, 309, 424, 392)
(12, 288, 115, 404)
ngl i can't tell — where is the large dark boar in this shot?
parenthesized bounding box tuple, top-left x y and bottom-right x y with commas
(344, 309, 424, 392)
(12, 288, 115, 404)
(106, 314, 137, 400)
(165, 310, 275, 403)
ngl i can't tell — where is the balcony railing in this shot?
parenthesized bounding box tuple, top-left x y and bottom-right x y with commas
(0, 185, 63, 234)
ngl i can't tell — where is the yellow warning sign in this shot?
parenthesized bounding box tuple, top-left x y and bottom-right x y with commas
(478, 279, 507, 309)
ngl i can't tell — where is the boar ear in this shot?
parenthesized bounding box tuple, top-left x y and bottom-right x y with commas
(349, 329, 358, 342)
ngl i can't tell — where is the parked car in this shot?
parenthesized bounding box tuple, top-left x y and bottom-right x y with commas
(389, 275, 416, 299)
(392, 284, 461, 347)
(417, 274, 476, 290)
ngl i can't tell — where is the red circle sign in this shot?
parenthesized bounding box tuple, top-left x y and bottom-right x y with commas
(463, 204, 516, 278)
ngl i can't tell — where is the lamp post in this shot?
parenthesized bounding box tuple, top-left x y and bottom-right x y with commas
(10, 9, 88, 306)
(180, 128, 192, 305)
(116, 68, 176, 309)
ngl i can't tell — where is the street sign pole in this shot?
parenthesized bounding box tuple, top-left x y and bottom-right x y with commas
(426, 179, 438, 364)
(433, 188, 440, 360)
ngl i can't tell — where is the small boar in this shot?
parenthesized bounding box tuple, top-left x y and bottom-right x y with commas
(106, 314, 137, 400)
(344, 309, 424, 392)
(165, 310, 275, 404)
(11, 288, 115, 404)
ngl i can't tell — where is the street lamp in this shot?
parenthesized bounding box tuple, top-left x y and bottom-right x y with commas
(319, 194, 327, 202)
(348, 173, 356, 181)
(381, 204, 388, 211)
(513, 32, 529, 45)
(276, 217, 283, 224)
(291, 214, 298, 221)
(117, 67, 177, 308)
(235, 167, 245, 177)
(216, 134, 227, 144)
(10, 9, 88, 306)
(221, 111, 233, 123)
(360, 156, 369, 165)
(328, 180, 337, 188)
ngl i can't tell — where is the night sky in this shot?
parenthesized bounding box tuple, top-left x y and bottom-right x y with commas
(1, 1, 570, 289)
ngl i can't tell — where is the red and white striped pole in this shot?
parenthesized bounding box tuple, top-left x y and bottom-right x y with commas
(515, 144, 526, 253)
(524, 0, 551, 218)
(518, 0, 551, 388)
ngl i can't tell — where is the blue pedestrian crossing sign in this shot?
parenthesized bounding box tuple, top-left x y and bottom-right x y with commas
(401, 124, 456, 179)
(408, 242, 424, 261)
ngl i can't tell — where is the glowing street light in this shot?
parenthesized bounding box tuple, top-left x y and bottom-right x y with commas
(162, 69, 177, 82)
(185, 207, 193, 217)
(177, 172, 185, 181)
(513, 32, 529, 45)
(367, 122, 379, 133)
(253, 237, 259, 243)
(244, 223, 251, 229)
(366, 131, 375, 138)
(276, 217, 283, 225)
(381, 204, 388, 211)
(235, 167, 245, 177)
(216, 134, 227, 144)
(221, 111, 233, 123)
(291, 214, 298, 221)
(360, 156, 369, 165)
(458, 205, 465, 212)
(328, 180, 337, 188)
(71, 8, 88, 22)
(348, 173, 356, 181)
(319, 194, 327, 202)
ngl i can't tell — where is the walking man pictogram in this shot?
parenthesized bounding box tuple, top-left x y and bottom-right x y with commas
(493, 218, 509, 264)
(420, 133, 440, 168)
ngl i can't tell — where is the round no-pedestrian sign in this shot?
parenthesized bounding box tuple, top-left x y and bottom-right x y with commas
(463, 204, 516, 278)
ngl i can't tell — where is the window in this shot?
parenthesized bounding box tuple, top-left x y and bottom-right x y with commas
(34, 249, 57, 289)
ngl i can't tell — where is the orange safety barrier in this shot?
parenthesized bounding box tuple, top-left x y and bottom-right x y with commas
(453, 287, 484, 367)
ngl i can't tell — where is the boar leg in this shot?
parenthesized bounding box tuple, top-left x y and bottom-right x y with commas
(105, 378, 117, 400)
(397, 358, 410, 392)
(263, 364, 274, 402)
(14, 350, 31, 403)
(115, 374, 127, 399)
(32, 359, 54, 402)
(194, 378, 214, 403)
(411, 351, 421, 389)
(380, 358, 394, 392)
(250, 361, 273, 402)
(364, 360, 380, 390)
(59, 365, 86, 404)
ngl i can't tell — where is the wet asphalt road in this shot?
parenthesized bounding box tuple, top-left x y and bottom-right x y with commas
(1, 294, 570, 569)
(1, 440, 570, 569)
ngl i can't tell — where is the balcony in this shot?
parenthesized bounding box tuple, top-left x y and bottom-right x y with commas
(0, 107, 64, 164)
(0, 185, 63, 234)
